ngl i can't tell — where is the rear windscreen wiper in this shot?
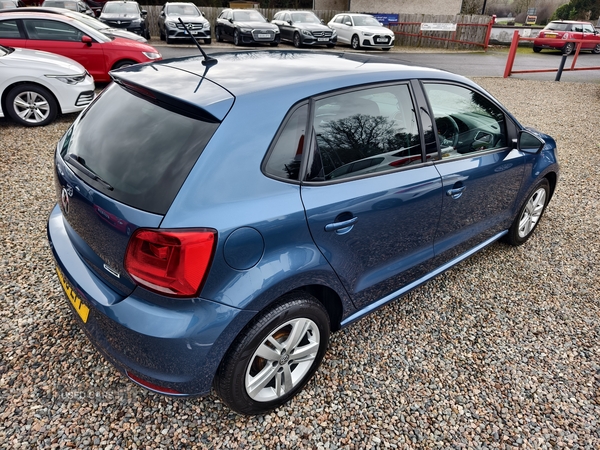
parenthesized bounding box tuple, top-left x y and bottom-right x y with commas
(66, 153, 114, 191)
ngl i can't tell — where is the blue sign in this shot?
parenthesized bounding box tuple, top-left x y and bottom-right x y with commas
(370, 13, 399, 26)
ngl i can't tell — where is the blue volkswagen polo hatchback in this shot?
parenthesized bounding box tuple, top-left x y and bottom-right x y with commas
(48, 51, 559, 415)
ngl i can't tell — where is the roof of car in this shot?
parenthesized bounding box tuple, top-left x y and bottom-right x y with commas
(112, 51, 470, 111)
(549, 20, 591, 24)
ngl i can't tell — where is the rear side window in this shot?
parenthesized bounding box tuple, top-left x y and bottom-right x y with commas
(60, 83, 219, 214)
(310, 84, 422, 181)
(263, 104, 308, 181)
(0, 20, 21, 39)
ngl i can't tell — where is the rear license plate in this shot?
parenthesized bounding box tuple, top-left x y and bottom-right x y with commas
(56, 267, 90, 323)
(318, 38, 329, 42)
(258, 34, 271, 38)
(545, 33, 557, 38)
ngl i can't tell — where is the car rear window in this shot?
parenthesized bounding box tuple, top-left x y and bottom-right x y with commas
(60, 83, 219, 215)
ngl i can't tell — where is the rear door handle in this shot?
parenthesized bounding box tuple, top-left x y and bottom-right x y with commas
(325, 217, 358, 234)
(446, 186, 466, 199)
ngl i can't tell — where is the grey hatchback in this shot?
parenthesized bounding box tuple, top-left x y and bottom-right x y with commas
(48, 51, 558, 415)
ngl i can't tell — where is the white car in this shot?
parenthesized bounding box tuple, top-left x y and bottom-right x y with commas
(328, 13, 395, 50)
(0, 44, 94, 126)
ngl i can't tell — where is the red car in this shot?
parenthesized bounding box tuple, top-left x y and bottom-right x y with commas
(0, 11, 161, 81)
(533, 20, 600, 54)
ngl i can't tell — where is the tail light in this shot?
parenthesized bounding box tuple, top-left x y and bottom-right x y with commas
(124, 228, 216, 297)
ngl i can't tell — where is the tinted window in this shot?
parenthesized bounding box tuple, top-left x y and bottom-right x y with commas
(23, 19, 84, 41)
(264, 104, 308, 181)
(424, 83, 506, 159)
(60, 83, 219, 214)
(0, 19, 21, 39)
(311, 84, 422, 181)
(233, 11, 265, 22)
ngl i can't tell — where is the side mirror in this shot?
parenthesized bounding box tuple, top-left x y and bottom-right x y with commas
(320, 19, 325, 24)
(141, 10, 147, 16)
(345, 21, 352, 26)
(517, 129, 545, 154)
(81, 35, 93, 46)
(229, 18, 233, 23)
(287, 20, 292, 25)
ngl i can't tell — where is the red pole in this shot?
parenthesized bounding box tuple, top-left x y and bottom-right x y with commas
(503, 30, 520, 77)
(483, 16, 494, 51)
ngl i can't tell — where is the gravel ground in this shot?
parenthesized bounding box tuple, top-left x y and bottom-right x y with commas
(1, 77, 599, 449)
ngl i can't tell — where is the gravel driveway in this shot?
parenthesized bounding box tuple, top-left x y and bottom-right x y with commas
(1, 78, 599, 449)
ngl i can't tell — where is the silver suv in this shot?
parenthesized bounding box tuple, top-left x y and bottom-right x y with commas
(158, 2, 211, 44)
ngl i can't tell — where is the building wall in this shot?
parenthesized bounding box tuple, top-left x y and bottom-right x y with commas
(347, 0, 462, 15)
(314, 0, 348, 10)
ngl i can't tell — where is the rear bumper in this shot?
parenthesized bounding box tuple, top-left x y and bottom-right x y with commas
(47, 204, 253, 396)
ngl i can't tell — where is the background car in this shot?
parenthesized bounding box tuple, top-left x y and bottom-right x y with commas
(41, 0, 94, 16)
(215, 8, 279, 46)
(533, 20, 600, 54)
(0, 11, 161, 81)
(98, 0, 149, 39)
(328, 13, 394, 50)
(0, 43, 94, 126)
(158, 2, 210, 45)
(0, 0, 25, 9)
(8, 6, 148, 41)
(272, 10, 336, 47)
(48, 51, 558, 416)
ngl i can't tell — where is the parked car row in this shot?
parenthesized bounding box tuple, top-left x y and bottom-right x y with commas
(158, 3, 395, 50)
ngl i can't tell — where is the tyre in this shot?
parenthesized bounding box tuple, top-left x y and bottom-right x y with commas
(270, 41, 279, 47)
(382, 47, 391, 51)
(532, 46, 542, 53)
(562, 42, 574, 54)
(6, 84, 58, 127)
(214, 292, 330, 415)
(144, 28, 150, 40)
(326, 44, 335, 48)
(351, 34, 360, 50)
(165, 33, 172, 45)
(112, 60, 136, 70)
(216, 27, 223, 42)
(503, 178, 550, 246)
(592, 43, 600, 54)
(159, 27, 165, 41)
(204, 38, 212, 45)
(234, 29, 241, 46)
(293, 32, 302, 48)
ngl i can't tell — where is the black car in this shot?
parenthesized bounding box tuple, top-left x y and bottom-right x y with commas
(99, 0, 149, 39)
(272, 10, 336, 48)
(215, 8, 279, 46)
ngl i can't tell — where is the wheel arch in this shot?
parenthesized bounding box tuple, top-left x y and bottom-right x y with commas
(1, 81, 62, 116)
(544, 170, 558, 202)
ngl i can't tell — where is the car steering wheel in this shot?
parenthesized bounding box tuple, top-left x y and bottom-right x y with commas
(435, 115, 459, 148)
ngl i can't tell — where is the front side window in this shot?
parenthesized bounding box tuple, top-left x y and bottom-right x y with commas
(310, 84, 422, 181)
(424, 83, 507, 159)
(23, 19, 84, 41)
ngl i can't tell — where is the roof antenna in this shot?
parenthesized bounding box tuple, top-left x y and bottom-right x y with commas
(178, 18, 217, 66)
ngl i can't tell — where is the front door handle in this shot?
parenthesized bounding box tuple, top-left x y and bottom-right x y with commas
(325, 216, 358, 234)
(446, 186, 466, 199)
